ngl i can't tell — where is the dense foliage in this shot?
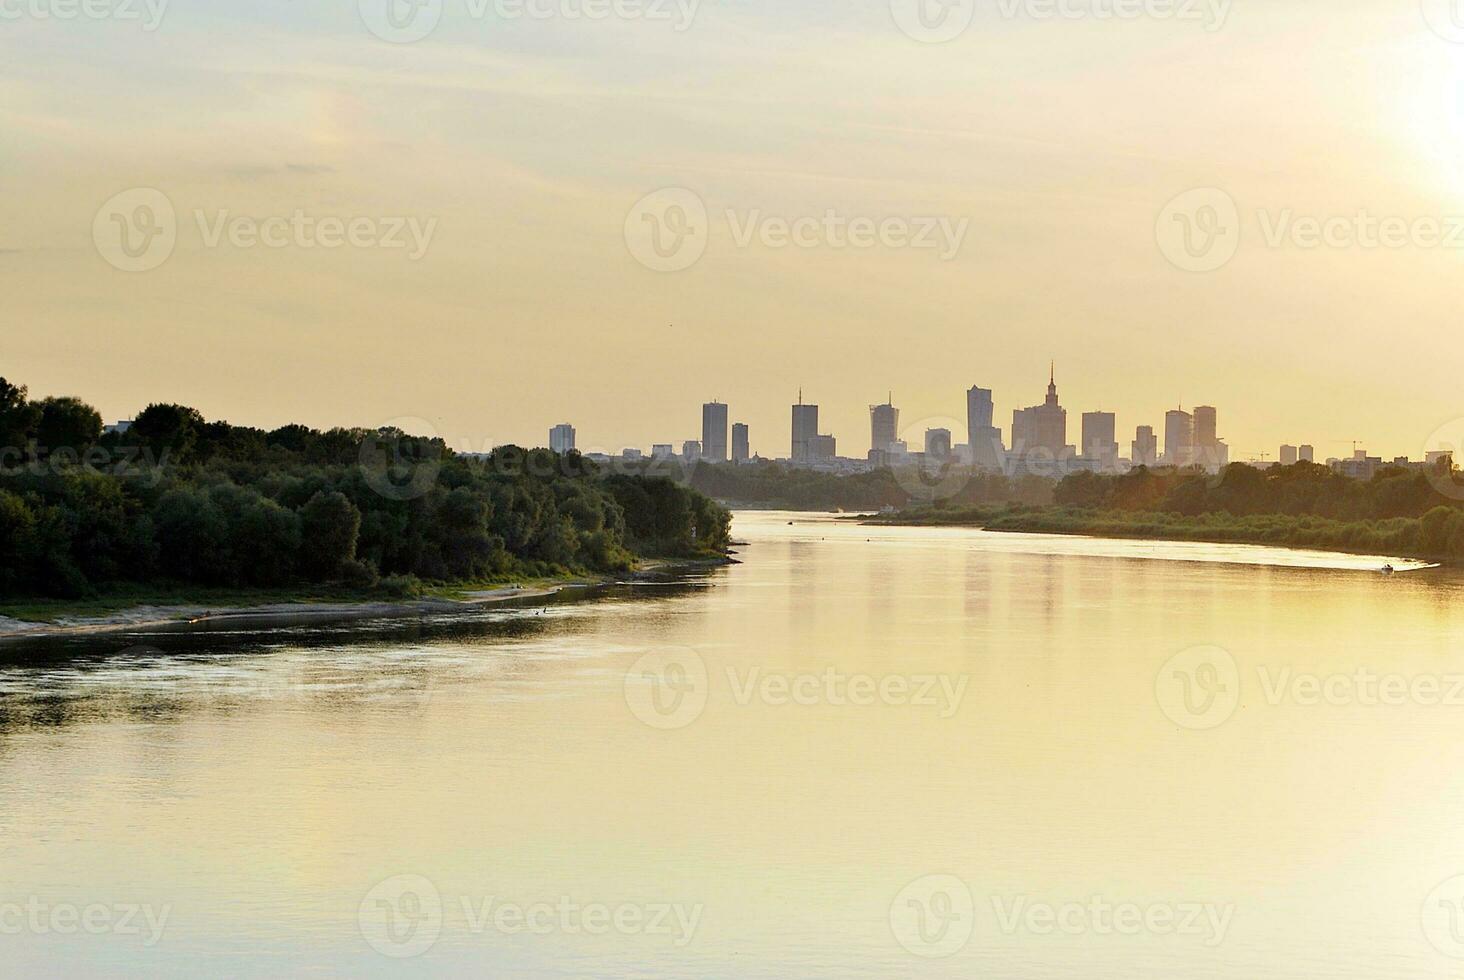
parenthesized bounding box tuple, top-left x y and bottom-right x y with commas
(902, 462, 1464, 560)
(657, 459, 1055, 511)
(0, 378, 730, 599)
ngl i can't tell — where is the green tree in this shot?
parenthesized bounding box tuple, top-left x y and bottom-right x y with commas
(34, 396, 103, 454)
(0, 377, 41, 455)
(132, 403, 206, 462)
(299, 490, 362, 578)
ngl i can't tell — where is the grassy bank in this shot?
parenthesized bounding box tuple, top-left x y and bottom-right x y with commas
(872, 504, 1459, 563)
(0, 573, 565, 624)
(0, 553, 737, 627)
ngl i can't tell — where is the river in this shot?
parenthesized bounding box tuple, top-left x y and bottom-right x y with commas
(3, 511, 1464, 977)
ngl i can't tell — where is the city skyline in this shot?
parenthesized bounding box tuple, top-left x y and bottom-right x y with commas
(9, 8, 1464, 469)
(538, 366, 1444, 467)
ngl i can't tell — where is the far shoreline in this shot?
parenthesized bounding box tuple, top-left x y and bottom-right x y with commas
(858, 508, 1448, 569)
(0, 556, 735, 644)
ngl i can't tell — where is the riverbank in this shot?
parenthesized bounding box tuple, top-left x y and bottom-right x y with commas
(0, 556, 735, 641)
(864, 505, 1456, 565)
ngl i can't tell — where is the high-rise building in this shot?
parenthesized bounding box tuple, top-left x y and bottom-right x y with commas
(966, 385, 1004, 469)
(1011, 366, 1068, 457)
(682, 440, 701, 461)
(549, 423, 576, 454)
(732, 423, 750, 464)
(925, 428, 952, 460)
(1081, 411, 1118, 470)
(1279, 444, 1299, 466)
(809, 433, 836, 461)
(1164, 409, 1194, 467)
(791, 394, 819, 464)
(870, 397, 899, 456)
(1299, 444, 1315, 463)
(701, 402, 729, 462)
(1133, 426, 1158, 468)
(1193, 405, 1219, 471)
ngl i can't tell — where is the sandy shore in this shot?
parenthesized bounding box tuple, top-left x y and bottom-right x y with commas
(0, 584, 580, 642)
(0, 556, 736, 644)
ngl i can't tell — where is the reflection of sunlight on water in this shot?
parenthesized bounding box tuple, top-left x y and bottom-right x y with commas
(766, 511, 1433, 572)
(4, 513, 1464, 978)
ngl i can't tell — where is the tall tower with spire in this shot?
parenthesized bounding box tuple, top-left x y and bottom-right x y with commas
(1012, 363, 1069, 456)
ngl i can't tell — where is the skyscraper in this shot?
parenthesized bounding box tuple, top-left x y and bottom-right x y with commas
(732, 423, 750, 464)
(925, 428, 952, 460)
(702, 401, 729, 462)
(1081, 411, 1118, 470)
(870, 396, 899, 456)
(1133, 426, 1158, 467)
(966, 385, 1004, 469)
(1299, 444, 1315, 463)
(1193, 405, 1219, 471)
(791, 392, 819, 464)
(1011, 365, 1068, 456)
(549, 423, 576, 454)
(1164, 409, 1194, 467)
(1280, 444, 1298, 466)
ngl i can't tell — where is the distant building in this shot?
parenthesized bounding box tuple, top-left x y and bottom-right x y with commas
(652, 444, 674, 460)
(1081, 411, 1118, 472)
(682, 440, 702, 461)
(103, 420, 133, 435)
(1164, 409, 1194, 467)
(966, 385, 1004, 470)
(1132, 425, 1158, 468)
(549, 423, 576, 454)
(1299, 444, 1315, 463)
(1011, 366, 1069, 457)
(1279, 444, 1298, 466)
(925, 428, 952, 460)
(870, 398, 899, 456)
(622, 448, 643, 461)
(732, 423, 750, 464)
(1332, 449, 1382, 480)
(1192, 406, 1222, 472)
(809, 433, 836, 461)
(791, 393, 819, 463)
(701, 401, 729, 463)
(791, 391, 836, 465)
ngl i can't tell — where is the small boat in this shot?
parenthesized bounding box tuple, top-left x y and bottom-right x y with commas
(1380, 564, 1395, 575)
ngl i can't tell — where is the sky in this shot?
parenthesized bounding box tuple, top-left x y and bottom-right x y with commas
(4, 0, 1464, 462)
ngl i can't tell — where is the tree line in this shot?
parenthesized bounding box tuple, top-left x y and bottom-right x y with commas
(0, 378, 731, 599)
(922, 461, 1464, 560)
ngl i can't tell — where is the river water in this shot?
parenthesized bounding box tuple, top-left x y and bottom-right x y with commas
(3, 511, 1464, 978)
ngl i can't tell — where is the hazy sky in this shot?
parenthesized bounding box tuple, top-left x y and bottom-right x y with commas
(4, 0, 1464, 462)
